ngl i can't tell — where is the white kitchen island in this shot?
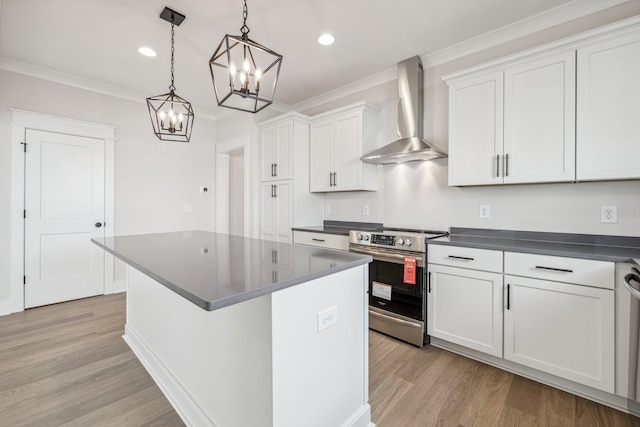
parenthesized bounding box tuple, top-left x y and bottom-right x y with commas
(93, 231, 374, 427)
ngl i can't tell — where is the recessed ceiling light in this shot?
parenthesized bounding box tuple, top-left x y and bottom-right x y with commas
(317, 33, 335, 46)
(138, 46, 157, 57)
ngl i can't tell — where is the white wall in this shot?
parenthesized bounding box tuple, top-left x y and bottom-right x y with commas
(0, 69, 216, 307)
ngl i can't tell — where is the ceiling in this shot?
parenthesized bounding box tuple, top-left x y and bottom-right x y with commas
(0, 0, 628, 119)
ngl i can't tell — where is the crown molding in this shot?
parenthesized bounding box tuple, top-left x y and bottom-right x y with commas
(423, 0, 633, 68)
(0, 56, 219, 121)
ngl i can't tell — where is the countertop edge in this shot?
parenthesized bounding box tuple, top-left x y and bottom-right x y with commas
(92, 238, 372, 311)
(428, 238, 639, 263)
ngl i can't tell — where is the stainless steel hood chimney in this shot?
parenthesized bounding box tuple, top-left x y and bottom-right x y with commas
(361, 56, 447, 164)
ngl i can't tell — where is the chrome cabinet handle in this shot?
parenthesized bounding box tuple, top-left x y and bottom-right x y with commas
(334, 172, 337, 186)
(95, 222, 103, 228)
(271, 163, 275, 177)
(448, 255, 474, 261)
(506, 284, 511, 310)
(311, 238, 325, 242)
(505, 154, 510, 177)
(535, 265, 573, 273)
(496, 154, 500, 177)
(624, 274, 640, 300)
(274, 163, 278, 176)
(273, 184, 278, 198)
(428, 271, 432, 293)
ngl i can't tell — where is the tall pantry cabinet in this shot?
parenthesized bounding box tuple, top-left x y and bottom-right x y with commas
(258, 113, 324, 243)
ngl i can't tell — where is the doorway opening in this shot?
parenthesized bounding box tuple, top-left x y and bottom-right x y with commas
(216, 135, 250, 237)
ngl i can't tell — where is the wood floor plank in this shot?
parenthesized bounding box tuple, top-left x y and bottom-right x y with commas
(1, 294, 639, 426)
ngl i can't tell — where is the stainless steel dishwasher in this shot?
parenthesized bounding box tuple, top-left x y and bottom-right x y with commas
(618, 260, 640, 416)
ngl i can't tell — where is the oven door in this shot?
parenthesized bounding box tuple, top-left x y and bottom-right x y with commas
(369, 258, 424, 321)
(350, 245, 425, 321)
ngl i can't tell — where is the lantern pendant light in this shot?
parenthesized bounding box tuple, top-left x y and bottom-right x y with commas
(147, 7, 194, 142)
(208, 0, 283, 113)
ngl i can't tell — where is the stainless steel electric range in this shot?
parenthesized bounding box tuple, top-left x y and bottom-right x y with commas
(348, 228, 447, 347)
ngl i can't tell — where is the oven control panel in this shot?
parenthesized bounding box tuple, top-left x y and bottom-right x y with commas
(349, 231, 425, 251)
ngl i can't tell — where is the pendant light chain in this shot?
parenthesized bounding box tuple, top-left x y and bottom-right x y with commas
(169, 20, 176, 92)
(240, 0, 250, 38)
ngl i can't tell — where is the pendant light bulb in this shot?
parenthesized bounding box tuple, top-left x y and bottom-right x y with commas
(243, 59, 250, 73)
(230, 63, 237, 76)
(255, 68, 262, 81)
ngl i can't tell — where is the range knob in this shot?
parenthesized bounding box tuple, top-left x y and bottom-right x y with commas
(363, 234, 370, 241)
(357, 234, 363, 241)
(397, 238, 404, 246)
(405, 238, 412, 246)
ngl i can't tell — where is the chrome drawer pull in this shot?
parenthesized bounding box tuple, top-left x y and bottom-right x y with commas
(311, 238, 325, 242)
(534, 265, 573, 273)
(448, 255, 474, 261)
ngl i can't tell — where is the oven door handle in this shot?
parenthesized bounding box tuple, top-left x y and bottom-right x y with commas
(349, 246, 424, 266)
(370, 309, 421, 328)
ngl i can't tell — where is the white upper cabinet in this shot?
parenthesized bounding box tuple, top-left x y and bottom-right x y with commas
(576, 31, 640, 181)
(446, 51, 575, 186)
(309, 102, 379, 192)
(448, 71, 504, 186)
(503, 51, 576, 184)
(445, 18, 640, 186)
(260, 119, 294, 182)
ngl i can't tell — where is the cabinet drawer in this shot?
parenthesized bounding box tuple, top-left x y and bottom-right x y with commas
(504, 252, 614, 289)
(293, 231, 348, 251)
(428, 244, 502, 272)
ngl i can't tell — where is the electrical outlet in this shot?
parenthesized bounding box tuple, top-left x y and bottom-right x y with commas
(182, 204, 192, 213)
(317, 305, 338, 332)
(325, 204, 331, 215)
(479, 204, 490, 219)
(362, 204, 370, 216)
(601, 206, 618, 224)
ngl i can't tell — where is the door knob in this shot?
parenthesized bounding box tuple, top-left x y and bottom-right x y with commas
(95, 222, 103, 228)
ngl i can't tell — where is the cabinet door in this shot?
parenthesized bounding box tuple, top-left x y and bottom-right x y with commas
(260, 121, 294, 181)
(504, 51, 575, 183)
(260, 183, 277, 241)
(576, 32, 640, 180)
(333, 110, 363, 191)
(448, 71, 504, 186)
(309, 118, 334, 192)
(273, 181, 293, 243)
(503, 275, 614, 392)
(260, 126, 277, 181)
(274, 121, 293, 180)
(427, 264, 503, 357)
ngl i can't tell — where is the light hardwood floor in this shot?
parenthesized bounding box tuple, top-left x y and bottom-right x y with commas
(1, 293, 638, 426)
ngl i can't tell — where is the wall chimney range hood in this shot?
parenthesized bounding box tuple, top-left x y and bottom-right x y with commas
(361, 56, 447, 164)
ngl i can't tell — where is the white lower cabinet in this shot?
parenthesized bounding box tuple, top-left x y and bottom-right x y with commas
(503, 275, 615, 393)
(428, 244, 616, 394)
(427, 264, 503, 357)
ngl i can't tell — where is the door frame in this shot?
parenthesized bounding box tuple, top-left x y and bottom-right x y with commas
(8, 109, 116, 315)
(215, 134, 251, 237)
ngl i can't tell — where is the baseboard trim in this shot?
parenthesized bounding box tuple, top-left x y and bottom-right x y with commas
(123, 325, 217, 427)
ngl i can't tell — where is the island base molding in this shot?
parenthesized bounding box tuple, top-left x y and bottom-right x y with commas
(430, 337, 640, 418)
(124, 265, 375, 427)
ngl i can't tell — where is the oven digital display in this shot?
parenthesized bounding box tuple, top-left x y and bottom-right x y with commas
(371, 234, 395, 246)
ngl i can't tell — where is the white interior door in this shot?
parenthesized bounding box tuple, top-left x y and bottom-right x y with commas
(24, 129, 105, 308)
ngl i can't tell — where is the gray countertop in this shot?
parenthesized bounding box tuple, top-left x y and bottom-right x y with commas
(92, 231, 372, 311)
(429, 228, 640, 263)
(292, 220, 383, 236)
